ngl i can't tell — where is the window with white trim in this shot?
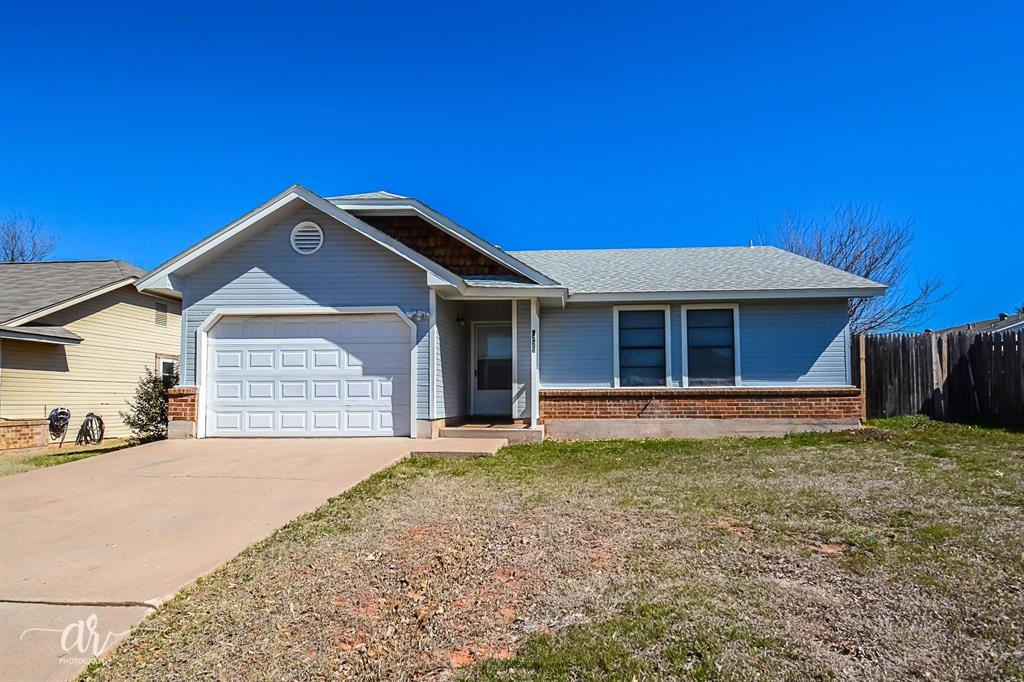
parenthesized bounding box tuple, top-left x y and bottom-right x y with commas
(158, 356, 178, 381)
(685, 308, 737, 386)
(617, 308, 668, 386)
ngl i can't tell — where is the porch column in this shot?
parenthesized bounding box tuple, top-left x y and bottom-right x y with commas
(530, 298, 540, 427)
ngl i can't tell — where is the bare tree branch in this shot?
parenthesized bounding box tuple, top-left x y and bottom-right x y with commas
(764, 205, 948, 333)
(1, 213, 55, 262)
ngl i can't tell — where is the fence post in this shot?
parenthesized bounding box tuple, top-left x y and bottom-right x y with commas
(859, 334, 867, 419)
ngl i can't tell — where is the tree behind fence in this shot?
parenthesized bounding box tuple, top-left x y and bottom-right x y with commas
(851, 331, 1023, 424)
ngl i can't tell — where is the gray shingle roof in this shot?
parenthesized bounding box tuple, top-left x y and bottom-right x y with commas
(0, 324, 83, 342)
(0, 260, 144, 324)
(506, 246, 885, 295)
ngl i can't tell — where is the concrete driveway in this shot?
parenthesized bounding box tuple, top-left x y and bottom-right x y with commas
(0, 436, 503, 681)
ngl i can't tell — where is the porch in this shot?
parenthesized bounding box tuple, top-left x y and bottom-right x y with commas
(429, 297, 544, 440)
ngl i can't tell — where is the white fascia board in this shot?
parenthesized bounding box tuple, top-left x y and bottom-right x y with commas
(136, 185, 467, 295)
(331, 199, 560, 287)
(4, 278, 138, 326)
(568, 287, 886, 303)
(437, 285, 567, 305)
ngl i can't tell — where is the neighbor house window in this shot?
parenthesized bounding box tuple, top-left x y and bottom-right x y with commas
(616, 307, 669, 387)
(685, 307, 738, 386)
(157, 356, 178, 381)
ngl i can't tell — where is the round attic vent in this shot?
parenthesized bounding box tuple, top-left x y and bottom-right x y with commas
(290, 221, 324, 255)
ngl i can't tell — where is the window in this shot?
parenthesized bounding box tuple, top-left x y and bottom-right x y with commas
(475, 325, 512, 390)
(616, 308, 669, 387)
(158, 356, 178, 382)
(685, 307, 738, 386)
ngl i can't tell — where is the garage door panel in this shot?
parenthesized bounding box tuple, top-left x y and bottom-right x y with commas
(206, 314, 411, 437)
(246, 350, 275, 369)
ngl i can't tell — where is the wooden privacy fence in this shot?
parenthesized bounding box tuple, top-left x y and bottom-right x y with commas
(851, 331, 1024, 424)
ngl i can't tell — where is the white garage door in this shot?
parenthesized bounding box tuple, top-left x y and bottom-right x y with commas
(205, 314, 411, 437)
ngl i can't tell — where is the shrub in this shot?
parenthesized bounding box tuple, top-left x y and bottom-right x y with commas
(120, 367, 178, 442)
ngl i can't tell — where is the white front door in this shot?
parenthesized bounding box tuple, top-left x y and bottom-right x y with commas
(472, 323, 512, 416)
(205, 314, 411, 437)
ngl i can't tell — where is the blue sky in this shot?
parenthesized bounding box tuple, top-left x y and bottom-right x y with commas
(1, 1, 1020, 329)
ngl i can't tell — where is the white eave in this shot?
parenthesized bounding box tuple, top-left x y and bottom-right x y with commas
(136, 185, 468, 296)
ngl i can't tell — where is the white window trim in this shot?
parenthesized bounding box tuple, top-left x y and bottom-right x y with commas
(612, 305, 672, 388)
(681, 303, 741, 388)
(158, 356, 178, 379)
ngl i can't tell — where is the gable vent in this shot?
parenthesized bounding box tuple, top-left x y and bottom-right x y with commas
(154, 302, 168, 327)
(290, 221, 324, 255)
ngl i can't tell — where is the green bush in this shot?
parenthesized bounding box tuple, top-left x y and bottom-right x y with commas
(120, 367, 178, 442)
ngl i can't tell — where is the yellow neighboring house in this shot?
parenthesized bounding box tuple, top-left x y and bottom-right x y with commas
(0, 260, 181, 439)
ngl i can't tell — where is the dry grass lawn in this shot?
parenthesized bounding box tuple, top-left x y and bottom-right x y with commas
(83, 418, 1024, 680)
(0, 438, 129, 477)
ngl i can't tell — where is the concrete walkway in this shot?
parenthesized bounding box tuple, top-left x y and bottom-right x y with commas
(0, 436, 504, 681)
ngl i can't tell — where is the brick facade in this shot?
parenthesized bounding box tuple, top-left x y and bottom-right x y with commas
(539, 387, 862, 422)
(0, 418, 49, 451)
(168, 386, 198, 422)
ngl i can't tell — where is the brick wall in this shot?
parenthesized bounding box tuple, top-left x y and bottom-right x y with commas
(540, 387, 862, 422)
(0, 419, 49, 451)
(168, 386, 198, 422)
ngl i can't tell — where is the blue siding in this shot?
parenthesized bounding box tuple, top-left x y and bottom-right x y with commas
(540, 300, 851, 389)
(540, 304, 615, 387)
(435, 297, 467, 419)
(180, 205, 432, 418)
(739, 300, 850, 386)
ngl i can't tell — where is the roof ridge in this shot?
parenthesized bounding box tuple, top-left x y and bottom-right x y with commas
(507, 245, 769, 253)
(0, 258, 123, 265)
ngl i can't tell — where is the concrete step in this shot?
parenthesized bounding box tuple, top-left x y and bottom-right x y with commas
(439, 425, 545, 444)
(410, 437, 508, 459)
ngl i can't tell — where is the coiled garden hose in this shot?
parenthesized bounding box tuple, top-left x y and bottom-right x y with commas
(76, 413, 105, 446)
(48, 407, 71, 446)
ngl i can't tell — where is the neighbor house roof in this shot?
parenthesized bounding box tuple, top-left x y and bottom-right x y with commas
(507, 246, 886, 299)
(0, 260, 144, 331)
(0, 324, 83, 344)
(933, 312, 1024, 335)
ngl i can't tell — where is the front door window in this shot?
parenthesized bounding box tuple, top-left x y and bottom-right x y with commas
(473, 324, 513, 415)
